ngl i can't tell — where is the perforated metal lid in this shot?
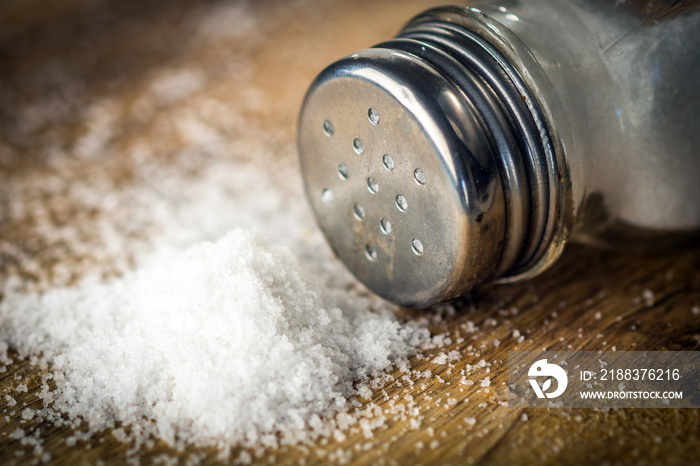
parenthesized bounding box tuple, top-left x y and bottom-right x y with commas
(298, 49, 507, 307)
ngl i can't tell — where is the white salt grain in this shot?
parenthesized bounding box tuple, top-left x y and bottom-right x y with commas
(432, 353, 448, 365)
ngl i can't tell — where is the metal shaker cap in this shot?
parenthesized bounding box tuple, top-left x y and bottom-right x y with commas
(298, 49, 508, 307)
(298, 8, 559, 307)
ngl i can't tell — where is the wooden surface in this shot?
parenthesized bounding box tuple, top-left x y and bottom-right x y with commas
(0, 0, 699, 464)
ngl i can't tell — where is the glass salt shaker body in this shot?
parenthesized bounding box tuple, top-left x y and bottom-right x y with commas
(467, 0, 700, 245)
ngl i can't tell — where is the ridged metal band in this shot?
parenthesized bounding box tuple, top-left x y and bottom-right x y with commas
(388, 13, 559, 277)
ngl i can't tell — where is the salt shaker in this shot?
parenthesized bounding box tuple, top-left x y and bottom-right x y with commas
(297, 0, 700, 307)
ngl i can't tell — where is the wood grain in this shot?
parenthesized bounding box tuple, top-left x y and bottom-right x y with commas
(0, 0, 698, 464)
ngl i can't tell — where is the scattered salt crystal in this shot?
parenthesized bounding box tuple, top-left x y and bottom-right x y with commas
(357, 384, 373, 401)
(112, 428, 127, 443)
(432, 353, 448, 365)
(480, 377, 491, 388)
(5, 395, 17, 407)
(464, 417, 476, 425)
(21, 409, 35, 420)
(692, 306, 699, 315)
(594, 311, 602, 320)
(235, 451, 253, 465)
(463, 321, 477, 333)
(15, 384, 27, 393)
(460, 377, 474, 386)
